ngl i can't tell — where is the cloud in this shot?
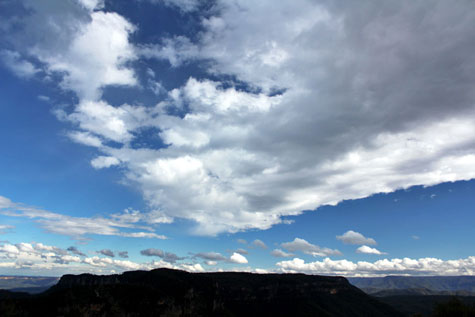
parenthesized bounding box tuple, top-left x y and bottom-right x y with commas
(336, 231, 377, 245)
(235, 248, 248, 255)
(68, 131, 102, 147)
(98, 249, 115, 257)
(0, 195, 166, 240)
(118, 251, 129, 258)
(0, 50, 40, 78)
(0, 241, 203, 275)
(237, 239, 247, 244)
(140, 248, 185, 263)
(76, 0, 105, 11)
(112, 0, 475, 235)
(67, 246, 86, 257)
(281, 238, 341, 257)
(193, 252, 227, 262)
(91, 156, 120, 169)
(229, 252, 248, 264)
(148, 0, 200, 13)
(0, 225, 13, 234)
(5, 0, 475, 236)
(33, 11, 137, 100)
(356, 245, 386, 255)
(270, 249, 293, 258)
(277, 256, 475, 277)
(194, 251, 248, 264)
(251, 239, 267, 249)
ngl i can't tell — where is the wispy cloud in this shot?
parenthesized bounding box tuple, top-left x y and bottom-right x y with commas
(0, 195, 166, 240)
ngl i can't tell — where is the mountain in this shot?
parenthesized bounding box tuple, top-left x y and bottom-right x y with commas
(349, 276, 475, 296)
(379, 295, 475, 317)
(0, 268, 402, 316)
(0, 276, 59, 294)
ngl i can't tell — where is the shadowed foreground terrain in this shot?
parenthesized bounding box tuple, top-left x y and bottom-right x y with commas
(0, 268, 401, 316)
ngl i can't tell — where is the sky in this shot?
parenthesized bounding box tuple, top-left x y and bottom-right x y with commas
(0, 0, 475, 277)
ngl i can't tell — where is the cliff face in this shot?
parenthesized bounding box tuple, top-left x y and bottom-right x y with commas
(0, 268, 402, 316)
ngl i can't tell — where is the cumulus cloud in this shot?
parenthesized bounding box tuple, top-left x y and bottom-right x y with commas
(91, 156, 120, 169)
(111, 0, 475, 235)
(336, 231, 377, 245)
(67, 131, 102, 148)
(76, 0, 105, 11)
(118, 251, 129, 258)
(356, 245, 386, 255)
(229, 252, 248, 264)
(98, 249, 115, 257)
(0, 241, 205, 275)
(251, 239, 267, 249)
(193, 251, 248, 264)
(270, 249, 293, 258)
(277, 256, 475, 277)
(193, 252, 227, 262)
(0, 50, 40, 78)
(5, 0, 475, 237)
(67, 246, 86, 257)
(235, 248, 248, 255)
(140, 248, 185, 263)
(0, 195, 166, 240)
(34, 11, 137, 100)
(281, 238, 341, 257)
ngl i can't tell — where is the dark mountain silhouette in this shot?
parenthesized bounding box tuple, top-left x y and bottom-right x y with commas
(0, 268, 402, 316)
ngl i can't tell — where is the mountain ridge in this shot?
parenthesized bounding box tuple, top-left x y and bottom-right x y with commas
(0, 268, 402, 316)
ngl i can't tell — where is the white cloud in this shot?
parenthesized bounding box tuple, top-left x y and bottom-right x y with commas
(277, 256, 475, 277)
(356, 245, 386, 255)
(229, 252, 248, 264)
(281, 238, 341, 257)
(76, 0, 105, 11)
(112, 0, 475, 235)
(33, 11, 137, 100)
(181, 263, 205, 272)
(68, 100, 149, 143)
(148, 0, 200, 13)
(91, 156, 120, 169)
(68, 131, 103, 147)
(336, 231, 377, 245)
(6, 0, 475, 237)
(0, 50, 39, 78)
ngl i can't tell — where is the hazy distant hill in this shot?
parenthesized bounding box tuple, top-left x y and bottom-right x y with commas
(0, 276, 59, 294)
(379, 295, 475, 317)
(0, 268, 402, 316)
(349, 276, 475, 296)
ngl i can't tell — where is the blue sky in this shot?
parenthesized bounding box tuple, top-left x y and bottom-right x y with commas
(1, 0, 475, 276)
